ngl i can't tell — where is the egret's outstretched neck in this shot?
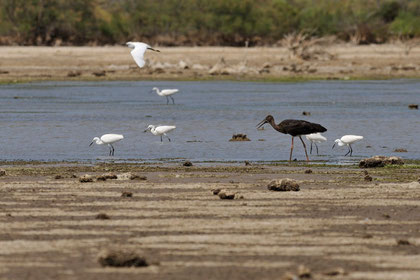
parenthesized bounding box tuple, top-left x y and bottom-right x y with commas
(153, 88, 161, 95)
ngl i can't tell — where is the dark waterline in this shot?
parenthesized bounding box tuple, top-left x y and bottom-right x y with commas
(1, 80, 419, 164)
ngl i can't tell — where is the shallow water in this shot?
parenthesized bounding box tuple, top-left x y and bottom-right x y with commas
(1, 80, 419, 163)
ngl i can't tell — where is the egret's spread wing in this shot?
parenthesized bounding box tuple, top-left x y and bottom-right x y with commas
(130, 43, 148, 68)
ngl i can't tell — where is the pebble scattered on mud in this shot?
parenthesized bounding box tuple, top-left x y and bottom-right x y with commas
(359, 156, 404, 168)
(267, 178, 300, 191)
(121, 191, 133, 198)
(218, 189, 236, 199)
(95, 213, 110, 220)
(183, 161, 193, 167)
(98, 248, 149, 267)
(79, 174, 94, 183)
(305, 169, 313, 174)
(229, 134, 250, 141)
(396, 239, 411, 246)
(0, 169, 6, 177)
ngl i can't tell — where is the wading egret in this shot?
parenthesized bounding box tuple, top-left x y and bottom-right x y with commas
(126, 42, 160, 68)
(332, 135, 363, 156)
(89, 134, 124, 156)
(144, 125, 176, 142)
(152, 87, 179, 105)
(305, 133, 327, 155)
(257, 115, 327, 162)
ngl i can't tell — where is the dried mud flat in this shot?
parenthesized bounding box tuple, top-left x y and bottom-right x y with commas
(1, 44, 420, 82)
(0, 163, 419, 280)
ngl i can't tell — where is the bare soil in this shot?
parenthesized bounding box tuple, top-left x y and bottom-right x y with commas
(1, 44, 420, 82)
(0, 162, 419, 279)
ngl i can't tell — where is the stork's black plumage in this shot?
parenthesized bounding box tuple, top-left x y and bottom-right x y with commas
(257, 115, 327, 162)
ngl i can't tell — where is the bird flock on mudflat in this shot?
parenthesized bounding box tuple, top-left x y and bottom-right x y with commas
(90, 41, 364, 161)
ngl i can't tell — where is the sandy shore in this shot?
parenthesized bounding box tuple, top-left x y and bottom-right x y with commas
(1, 44, 420, 82)
(0, 162, 419, 279)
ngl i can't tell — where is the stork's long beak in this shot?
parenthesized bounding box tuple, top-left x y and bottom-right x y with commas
(89, 141, 94, 147)
(256, 119, 267, 129)
(332, 143, 336, 149)
(148, 47, 160, 52)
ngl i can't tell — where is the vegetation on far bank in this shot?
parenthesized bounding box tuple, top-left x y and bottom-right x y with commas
(1, 0, 420, 46)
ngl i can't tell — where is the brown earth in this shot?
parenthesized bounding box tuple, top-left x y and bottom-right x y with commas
(0, 44, 420, 82)
(0, 162, 419, 279)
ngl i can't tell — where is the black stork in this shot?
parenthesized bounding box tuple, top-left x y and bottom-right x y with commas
(257, 115, 327, 162)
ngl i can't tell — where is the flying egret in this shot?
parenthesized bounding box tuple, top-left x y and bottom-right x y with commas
(89, 134, 124, 156)
(332, 135, 363, 156)
(152, 87, 179, 105)
(144, 125, 176, 142)
(305, 133, 327, 155)
(126, 42, 160, 68)
(257, 115, 327, 162)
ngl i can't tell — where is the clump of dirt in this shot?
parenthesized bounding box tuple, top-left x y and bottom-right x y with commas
(0, 169, 6, 177)
(229, 134, 250, 141)
(302, 111, 311, 116)
(267, 178, 300, 191)
(98, 248, 149, 267)
(218, 189, 236, 199)
(305, 169, 313, 174)
(95, 213, 110, 220)
(67, 71, 81, 77)
(212, 188, 221, 195)
(97, 173, 118, 181)
(394, 148, 408, 152)
(121, 191, 133, 198)
(79, 174, 94, 183)
(244, 161, 251, 166)
(408, 104, 418, 109)
(359, 156, 404, 168)
(92, 70, 106, 77)
(396, 239, 411, 246)
(364, 175, 373, 181)
(183, 161, 193, 167)
(54, 175, 63, 179)
(323, 267, 347, 276)
(297, 265, 312, 278)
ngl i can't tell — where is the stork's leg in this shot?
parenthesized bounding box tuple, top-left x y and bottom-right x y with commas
(310, 142, 313, 154)
(166, 96, 169, 105)
(299, 136, 310, 162)
(170, 96, 175, 104)
(289, 137, 294, 162)
(316, 143, 319, 155)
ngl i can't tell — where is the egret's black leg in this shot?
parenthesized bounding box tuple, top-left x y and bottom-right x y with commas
(310, 142, 313, 154)
(350, 145, 353, 156)
(170, 96, 175, 104)
(108, 145, 112, 156)
(289, 137, 294, 163)
(299, 136, 310, 162)
(111, 144, 115, 156)
(166, 96, 169, 105)
(344, 146, 351, 156)
(167, 136, 171, 142)
(316, 143, 319, 155)
(160, 135, 163, 142)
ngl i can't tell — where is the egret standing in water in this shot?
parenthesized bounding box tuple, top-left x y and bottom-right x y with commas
(305, 133, 327, 155)
(89, 134, 124, 156)
(332, 135, 363, 156)
(152, 87, 179, 105)
(126, 42, 160, 68)
(257, 115, 327, 162)
(144, 125, 176, 142)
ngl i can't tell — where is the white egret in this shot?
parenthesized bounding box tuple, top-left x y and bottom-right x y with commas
(332, 135, 363, 156)
(144, 125, 176, 142)
(152, 87, 179, 105)
(126, 42, 160, 68)
(305, 133, 327, 155)
(89, 134, 124, 156)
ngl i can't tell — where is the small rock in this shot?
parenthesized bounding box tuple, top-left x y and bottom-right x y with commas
(363, 170, 369, 175)
(397, 239, 410, 246)
(218, 190, 236, 200)
(121, 191, 133, 198)
(229, 134, 250, 141)
(408, 104, 418, 109)
(302, 111, 311, 116)
(394, 148, 407, 152)
(362, 233, 373, 239)
(304, 169, 312, 174)
(79, 174, 94, 183)
(54, 175, 63, 179)
(0, 169, 6, 177)
(244, 161, 251, 166)
(364, 175, 373, 181)
(212, 188, 221, 195)
(95, 213, 110, 220)
(297, 265, 311, 278)
(267, 178, 300, 191)
(98, 248, 148, 267)
(359, 156, 404, 168)
(324, 267, 346, 276)
(178, 60, 189, 69)
(183, 161, 193, 167)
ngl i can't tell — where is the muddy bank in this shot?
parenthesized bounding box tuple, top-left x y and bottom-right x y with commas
(1, 45, 420, 83)
(0, 162, 419, 279)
